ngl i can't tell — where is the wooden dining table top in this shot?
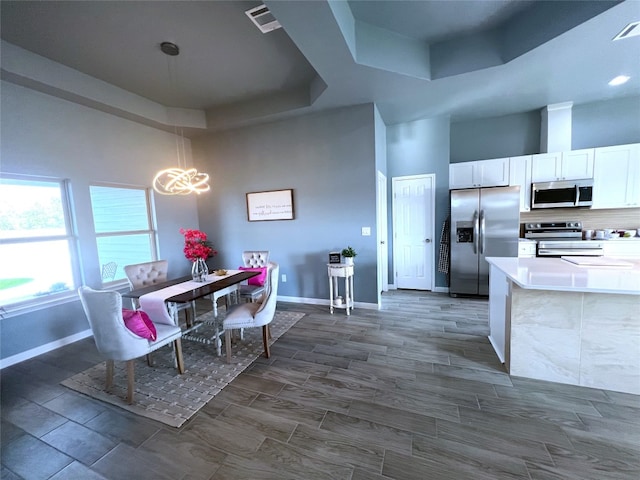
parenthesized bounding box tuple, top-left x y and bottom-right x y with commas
(121, 270, 260, 304)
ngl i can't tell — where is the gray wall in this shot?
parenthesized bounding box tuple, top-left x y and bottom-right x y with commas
(387, 117, 451, 289)
(450, 95, 640, 162)
(572, 96, 640, 149)
(0, 81, 199, 361)
(450, 111, 541, 162)
(191, 104, 380, 304)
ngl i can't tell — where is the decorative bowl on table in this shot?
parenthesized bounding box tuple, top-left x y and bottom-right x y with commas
(213, 269, 228, 276)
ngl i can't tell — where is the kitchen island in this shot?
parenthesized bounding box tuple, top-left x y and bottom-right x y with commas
(486, 256, 640, 395)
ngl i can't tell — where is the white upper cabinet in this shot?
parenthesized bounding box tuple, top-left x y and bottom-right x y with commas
(509, 155, 532, 212)
(531, 149, 594, 182)
(449, 158, 509, 189)
(592, 143, 640, 209)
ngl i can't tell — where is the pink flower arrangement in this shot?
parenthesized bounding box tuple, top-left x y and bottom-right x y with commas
(180, 228, 217, 262)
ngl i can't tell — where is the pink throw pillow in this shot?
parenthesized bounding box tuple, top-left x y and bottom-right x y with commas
(122, 309, 157, 341)
(238, 266, 267, 286)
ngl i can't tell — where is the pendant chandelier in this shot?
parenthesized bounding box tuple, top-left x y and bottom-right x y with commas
(153, 42, 210, 196)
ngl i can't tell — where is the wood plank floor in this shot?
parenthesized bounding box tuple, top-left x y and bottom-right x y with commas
(2, 290, 639, 479)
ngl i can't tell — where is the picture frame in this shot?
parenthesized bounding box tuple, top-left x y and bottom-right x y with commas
(246, 189, 294, 221)
(328, 252, 341, 264)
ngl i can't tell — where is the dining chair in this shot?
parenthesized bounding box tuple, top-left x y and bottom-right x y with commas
(223, 261, 279, 363)
(238, 250, 270, 303)
(124, 260, 195, 325)
(78, 286, 185, 404)
(101, 261, 118, 282)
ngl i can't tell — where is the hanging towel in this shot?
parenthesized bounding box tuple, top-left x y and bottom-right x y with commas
(438, 216, 450, 274)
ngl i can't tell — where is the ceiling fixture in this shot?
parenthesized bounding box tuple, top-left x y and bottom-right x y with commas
(613, 21, 640, 40)
(608, 75, 630, 86)
(153, 42, 210, 196)
(245, 4, 281, 33)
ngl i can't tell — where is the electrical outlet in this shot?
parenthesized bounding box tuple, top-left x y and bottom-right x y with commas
(281, 274, 287, 282)
(362, 226, 371, 236)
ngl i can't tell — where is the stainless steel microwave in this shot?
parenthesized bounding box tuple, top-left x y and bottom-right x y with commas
(531, 179, 593, 209)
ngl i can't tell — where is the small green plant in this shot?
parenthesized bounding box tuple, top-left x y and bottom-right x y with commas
(341, 246, 357, 258)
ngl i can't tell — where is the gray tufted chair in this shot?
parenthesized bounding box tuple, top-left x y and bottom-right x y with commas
(78, 286, 184, 404)
(124, 260, 169, 288)
(224, 262, 279, 363)
(124, 260, 195, 323)
(242, 251, 270, 268)
(238, 251, 270, 303)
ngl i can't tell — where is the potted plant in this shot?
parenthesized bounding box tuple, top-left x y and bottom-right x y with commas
(341, 246, 357, 265)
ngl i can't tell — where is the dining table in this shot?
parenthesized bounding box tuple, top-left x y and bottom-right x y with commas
(122, 269, 260, 355)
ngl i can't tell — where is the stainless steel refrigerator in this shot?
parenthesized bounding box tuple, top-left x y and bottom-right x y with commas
(449, 186, 520, 296)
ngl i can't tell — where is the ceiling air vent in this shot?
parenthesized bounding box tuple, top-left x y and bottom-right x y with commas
(245, 4, 281, 33)
(613, 21, 640, 40)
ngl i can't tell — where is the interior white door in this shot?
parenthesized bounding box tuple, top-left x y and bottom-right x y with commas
(377, 171, 389, 297)
(392, 174, 435, 290)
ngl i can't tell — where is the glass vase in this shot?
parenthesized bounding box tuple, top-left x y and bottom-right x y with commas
(191, 258, 208, 282)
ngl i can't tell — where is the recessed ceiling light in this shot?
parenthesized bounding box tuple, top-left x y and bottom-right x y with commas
(608, 75, 630, 86)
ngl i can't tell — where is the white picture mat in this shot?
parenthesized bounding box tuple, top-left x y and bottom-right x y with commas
(246, 189, 294, 221)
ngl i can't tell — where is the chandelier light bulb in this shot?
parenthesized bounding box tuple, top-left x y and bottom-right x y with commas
(153, 167, 211, 195)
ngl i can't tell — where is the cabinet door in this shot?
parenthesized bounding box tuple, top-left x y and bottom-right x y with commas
(509, 155, 532, 212)
(478, 158, 509, 187)
(592, 144, 640, 209)
(561, 148, 594, 180)
(449, 162, 477, 189)
(531, 152, 562, 182)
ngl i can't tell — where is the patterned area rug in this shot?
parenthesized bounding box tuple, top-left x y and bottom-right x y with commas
(61, 310, 305, 428)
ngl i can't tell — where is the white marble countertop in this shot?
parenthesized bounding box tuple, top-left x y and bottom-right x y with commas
(486, 257, 640, 295)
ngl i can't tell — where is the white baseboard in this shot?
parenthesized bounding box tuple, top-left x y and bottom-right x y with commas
(2, 294, 404, 369)
(276, 295, 378, 310)
(384, 285, 448, 293)
(0, 329, 93, 369)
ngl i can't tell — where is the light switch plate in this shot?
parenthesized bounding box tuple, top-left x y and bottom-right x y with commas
(362, 227, 371, 236)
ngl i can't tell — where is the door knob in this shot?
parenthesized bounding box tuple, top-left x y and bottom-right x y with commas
(380, 241, 385, 245)
(425, 239, 431, 243)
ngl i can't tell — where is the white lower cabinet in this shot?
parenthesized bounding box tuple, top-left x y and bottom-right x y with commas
(603, 240, 640, 258)
(592, 143, 640, 209)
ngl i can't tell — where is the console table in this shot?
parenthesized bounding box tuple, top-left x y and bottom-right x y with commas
(327, 263, 354, 315)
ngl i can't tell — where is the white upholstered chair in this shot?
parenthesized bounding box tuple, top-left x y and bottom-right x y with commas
(124, 260, 195, 324)
(224, 262, 279, 363)
(78, 286, 185, 404)
(238, 250, 270, 303)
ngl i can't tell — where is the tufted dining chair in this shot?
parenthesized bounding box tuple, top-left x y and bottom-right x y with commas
(224, 262, 279, 363)
(238, 251, 270, 303)
(78, 286, 184, 404)
(124, 260, 195, 324)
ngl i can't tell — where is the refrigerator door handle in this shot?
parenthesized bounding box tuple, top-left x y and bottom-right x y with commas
(473, 210, 479, 254)
(479, 209, 486, 255)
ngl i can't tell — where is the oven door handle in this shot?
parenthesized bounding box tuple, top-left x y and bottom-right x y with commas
(538, 249, 603, 256)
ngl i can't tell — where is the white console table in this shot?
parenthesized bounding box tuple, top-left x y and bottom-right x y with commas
(327, 263, 354, 315)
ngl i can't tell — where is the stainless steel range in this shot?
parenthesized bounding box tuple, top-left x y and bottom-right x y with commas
(524, 221, 604, 257)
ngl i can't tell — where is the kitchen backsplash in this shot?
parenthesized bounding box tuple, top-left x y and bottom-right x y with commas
(521, 207, 640, 231)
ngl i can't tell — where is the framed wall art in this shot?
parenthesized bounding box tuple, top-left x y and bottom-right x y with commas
(246, 189, 294, 221)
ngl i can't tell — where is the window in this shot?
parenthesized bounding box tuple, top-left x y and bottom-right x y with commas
(89, 185, 157, 284)
(0, 175, 77, 307)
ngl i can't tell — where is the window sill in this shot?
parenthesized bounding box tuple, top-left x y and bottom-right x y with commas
(1, 280, 130, 319)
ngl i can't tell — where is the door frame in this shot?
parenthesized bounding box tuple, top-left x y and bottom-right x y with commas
(376, 171, 389, 306)
(391, 173, 436, 291)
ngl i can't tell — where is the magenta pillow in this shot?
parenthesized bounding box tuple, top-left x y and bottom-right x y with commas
(238, 266, 267, 286)
(122, 309, 157, 341)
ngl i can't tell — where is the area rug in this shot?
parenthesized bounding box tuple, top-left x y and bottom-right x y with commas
(61, 310, 305, 428)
